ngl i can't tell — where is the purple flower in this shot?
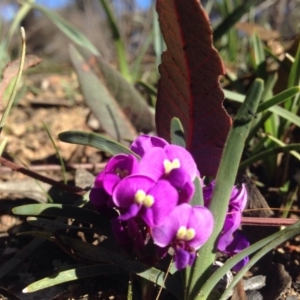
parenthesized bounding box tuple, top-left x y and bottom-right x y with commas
(139, 145, 197, 203)
(203, 182, 247, 251)
(113, 175, 178, 227)
(102, 154, 139, 195)
(130, 134, 168, 157)
(90, 154, 139, 208)
(90, 172, 111, 207)
(151, 203, 214, 270)
(225, 231, 250, 271)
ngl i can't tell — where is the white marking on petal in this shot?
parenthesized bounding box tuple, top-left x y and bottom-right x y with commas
(163, 158, 181, 174)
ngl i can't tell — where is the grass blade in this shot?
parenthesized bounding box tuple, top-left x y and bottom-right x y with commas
(58, 130, 137, 157)
(31, 3, 99, 56)
(23, 264, 122, 293)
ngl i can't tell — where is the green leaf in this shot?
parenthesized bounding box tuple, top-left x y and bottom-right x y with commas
(224, 88, 300, 127)
(23, 264, 122, 293)
(190, 79, 264, 300)
(58, 131, 138, 157)
(58, 131, 140, 158)
(76, 47, 155, 133)
(30, 3, 99, 56)
(286, 41, 300, 112)
(13, 204, 112, 236)
(251, 31, 267, 79)
(170, 118, 186, 148)
(69, 45, 137, 142)
(22, 232, 183, 299)
(239, 144, 300, 170)
(257, 87, 300, 113)
(199, 219, 300, 299)
(213, 2, 255, 43)
(98, 0, 130, 81)
(190, 176, 203, 207)
(265, 134, 300, 160)
(26, 217, 95, 231)
(0, 196, 88, 280)
(137, 80, 157, 97)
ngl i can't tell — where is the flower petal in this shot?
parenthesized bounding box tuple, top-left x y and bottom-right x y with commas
(130, 134, 168, 156)
(164, 145, 197, 180)
(139, 147, 167, 181)
(175, 247, 190, 270)
(168, 169, 194, 203)
(113, 175, 156, 208)
(186, 205, 214, 249)
(102, 173, 121, 195)
(105, 154, 139, 174)
(118, 203, 141, 221)
(90, 186, 110, 207)
(152, 204, 191, 247)
(141, 180, 178, 227)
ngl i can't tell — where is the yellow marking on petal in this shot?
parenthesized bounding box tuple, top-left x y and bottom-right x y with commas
(134, 190, 146, 204)
(163, 158, 181, 174)
(134, 190, 154, 207)
(176, 226, 187, 240)
(143, 195, 154, 207)
(185, 228, 196, 241)
(176, 227, 196, 241)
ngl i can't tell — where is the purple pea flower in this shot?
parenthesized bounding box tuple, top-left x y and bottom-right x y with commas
(90, 171, 111, 207)
(130, 134, 168, 157)
(102, 154, 139, 195)
(113, 175, 178, 227)
(152, 203, 214, 270)
(224, 231, 250, 271)
(203, 182, 249, 270)
(90, 154, 139, 208)
(138, 145, 197, 203)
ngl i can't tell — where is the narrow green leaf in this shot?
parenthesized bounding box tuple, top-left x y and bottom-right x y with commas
(137, 80, 157, 97)
(43, 123, 67, 184)
(58, 130, 137, 157)
(75, 47, 154, 133)
(286, 42, 300, 112)
(251, 31, 267, 78)
(170, 117, 186, 148)
(23, 264, 122, 293)
(13, 203, 112, 236)
(239, 144, 300, 170)
(190, 176, 203, 207)
(23, 232, 183, 299)
(265, 134, 300, 160)
(31, 3, 99, 56)
(199, 219, 300, 299)
(98, 0, 130, 81)
(224, 88, 300, 127)
(0, 28, 26, 135)
(257, 87, 300, 113)
(69, 45, 137, 142)
(213, 2, 254, 42)
(26, 216, 95, 231)
(0, 196, 88, 280)
(189, 79, 264, 300)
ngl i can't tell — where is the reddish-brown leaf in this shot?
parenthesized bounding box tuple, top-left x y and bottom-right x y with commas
(156, 0, 231, 176)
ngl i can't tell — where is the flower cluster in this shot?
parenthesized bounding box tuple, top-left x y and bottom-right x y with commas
(90, 135, 248, 270)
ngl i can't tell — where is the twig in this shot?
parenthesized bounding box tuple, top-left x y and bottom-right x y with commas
(0, 156, 86, 196)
